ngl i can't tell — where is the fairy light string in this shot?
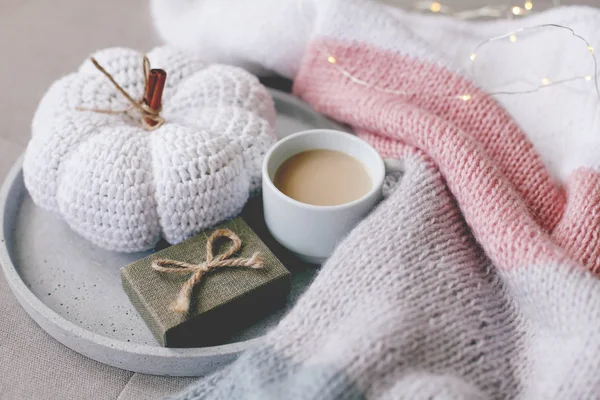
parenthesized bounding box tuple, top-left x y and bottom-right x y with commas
(298, 0, 597, 102)
(413, 0, 545, 19)
(322, 23, 599, 103)
(467, 24, 600, 101)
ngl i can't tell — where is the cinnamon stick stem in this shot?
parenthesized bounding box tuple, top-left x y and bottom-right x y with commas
(144, 72, 158, 107)
(144, 69, 167, 127)
(150, 69, 166, 112)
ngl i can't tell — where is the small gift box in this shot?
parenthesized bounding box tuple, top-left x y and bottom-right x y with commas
(121, 217, 291, 347)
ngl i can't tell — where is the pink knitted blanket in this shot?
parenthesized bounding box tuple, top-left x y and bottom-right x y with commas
(153, 0, 600, 398)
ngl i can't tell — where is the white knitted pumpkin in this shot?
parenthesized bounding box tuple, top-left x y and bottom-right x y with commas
(23, 46, 276, 252)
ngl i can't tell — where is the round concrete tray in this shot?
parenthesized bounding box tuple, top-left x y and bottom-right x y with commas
(0, 89, 344, 376)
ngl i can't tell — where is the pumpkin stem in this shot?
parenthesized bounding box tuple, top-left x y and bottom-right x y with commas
(144, 69, 167, 127)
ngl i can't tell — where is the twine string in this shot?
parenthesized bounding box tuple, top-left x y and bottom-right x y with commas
(151, 229, 264, 315)
(76, 56, 165, 130)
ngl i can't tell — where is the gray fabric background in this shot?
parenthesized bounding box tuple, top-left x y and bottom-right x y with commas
(0, 0, 598, 399)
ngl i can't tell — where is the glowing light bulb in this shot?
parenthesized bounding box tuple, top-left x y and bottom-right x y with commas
(585, 75, 593, 81)
(509, 34, 517, 43)
(524, 1, 533, 10)
(460, 94, 472, 101)
(470, 53, 477, 61)
(512, 6, 523, 15)
(429, 2, 441, 12)
(327, 56, 337, 64)
(588, 46, 594, 54)
(541, 78, 551, 85)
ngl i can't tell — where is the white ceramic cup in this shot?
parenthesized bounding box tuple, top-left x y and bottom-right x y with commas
(262, 129, 402, 264)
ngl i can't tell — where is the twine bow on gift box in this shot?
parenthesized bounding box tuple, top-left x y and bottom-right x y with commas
(152, 229, 264, 314)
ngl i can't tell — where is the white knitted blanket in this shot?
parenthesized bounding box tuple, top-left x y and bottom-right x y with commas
(152, 1, 600, 398)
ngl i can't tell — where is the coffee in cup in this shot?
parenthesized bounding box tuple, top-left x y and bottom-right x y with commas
(273, 149, 372, 206)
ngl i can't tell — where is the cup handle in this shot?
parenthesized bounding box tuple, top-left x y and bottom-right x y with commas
(383, 158, 404, 175)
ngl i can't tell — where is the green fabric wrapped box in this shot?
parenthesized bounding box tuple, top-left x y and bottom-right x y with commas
(121, 217, 291, 348)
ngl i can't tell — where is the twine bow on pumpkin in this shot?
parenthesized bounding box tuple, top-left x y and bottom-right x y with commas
(76, 56, 166, 130)
(151, 229, 264, 315)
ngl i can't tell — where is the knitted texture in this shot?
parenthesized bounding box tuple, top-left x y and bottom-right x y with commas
(23, 46, 276, 252)
(152, 1, 600, 398)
